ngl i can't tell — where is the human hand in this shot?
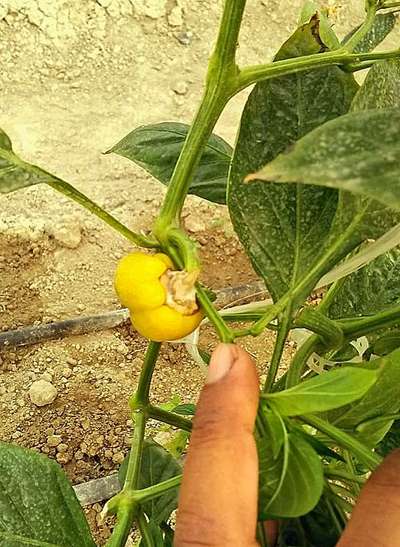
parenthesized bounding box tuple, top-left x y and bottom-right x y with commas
(175, 343, 400, 546)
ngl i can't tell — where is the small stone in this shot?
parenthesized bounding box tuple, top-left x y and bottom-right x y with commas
(104, 449, 113, 459)
(52, 223, 82, 249)
(41, 372, 53, 382)
(168, 5, 183, 26)
(112, 451, 125, 464)
(176, 30, 192, 46)
(47, 434, 62, 447)
(74, 450, 84, 460)
(0, 386, 6, 396)
(29, 380, 58, 407)
(56, 452, 70, 464)
(57, 443, 68, 453)
(66, 357, 77, 366)
(172, 80, 188, 95)
(61, 367, 72, 378)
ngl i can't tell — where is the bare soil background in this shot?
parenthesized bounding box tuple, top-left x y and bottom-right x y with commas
(0, 1, 399, 544)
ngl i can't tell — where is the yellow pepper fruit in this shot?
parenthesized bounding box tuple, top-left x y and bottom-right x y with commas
(115, 252, 203, 341)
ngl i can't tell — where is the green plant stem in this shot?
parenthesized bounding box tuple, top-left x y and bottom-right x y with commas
(257, 522, 270, 547)
(136, 512, 155, 547)
(338, 304, 400, 338)
(378, 1, 400, 8)
(286, 334, 320, 389)
(295, 308, 344, 349)
(108, 342, 161, 547)
(196, 283, 235, 342)
(300, 415, 382, 470)
(46, 179, 157, 248)
(342, 0, 378, 52)
(155, 0, 246, 229)
(237, 48, 400, 91)
(147, 405, 193, 432)
(264, 308, 292, 392)
(133, 342, 162, 407)
(135, 475, 183, 503)
(344, 451, 362, 496)
(325, 468, 366, 485)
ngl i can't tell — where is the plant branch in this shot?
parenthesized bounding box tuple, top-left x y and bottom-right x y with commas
(155, 0, 247, 230)
(264, 307, 292, 392)
(301, 415, 382, 470)
(132, 342, 162, 407)
(136, 512, 155, 547)
(135, 475, 183, 503)
(147, 405, 193, 432)
(342, 0, 378, 52)
(237, 48, 400, 91)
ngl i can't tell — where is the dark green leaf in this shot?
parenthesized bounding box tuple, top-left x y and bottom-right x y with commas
(119, 440, 181, 524)
(372, 330, 400, 356)
(107, 122, 232, 204)
(343, 12, 397, 54)
(264, 367, 377, 416)
(0, 443, 95, 547)
(251, 107, 400, 212)
(139, 520, 164, 547)
(0, 129, 12, 151)
(172, 403, 196, 416)
(377, 419, 400, 457)
(333, 349, 400, 446)
(259, 431, 323, 519)
(228, 19, 358, 302)
(293, 427, 345, 462)
(330, 248, 400, 318)
(352, 59, 400, 112)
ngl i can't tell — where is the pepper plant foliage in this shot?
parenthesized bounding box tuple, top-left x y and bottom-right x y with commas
(2, 0, 400, 545)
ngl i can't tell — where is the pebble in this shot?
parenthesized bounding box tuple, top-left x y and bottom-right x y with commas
(0, 386, 6, 396)
(52, 223, 82, 249)
(112, 451, 125, 464)
(172, 80, 188, 95)
(41, 372, 53, 383)
(57, 443, 68, 453)
(168, 5, 183, 26)
(29, 380, 58, 407)
(47, 434, 62, 447)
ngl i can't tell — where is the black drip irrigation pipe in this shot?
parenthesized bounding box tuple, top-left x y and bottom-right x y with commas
(0, 280, 266, 350)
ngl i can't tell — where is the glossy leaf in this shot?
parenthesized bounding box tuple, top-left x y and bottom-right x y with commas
(343, 12, 397, 54)
(119, 440, 181, 524)
(251, 107, 400, 212)
(372, 330, 400, 356)
(228, 18, 358, 301)
(264, 367, 377, 416)
(333, 349, 400, 446)
(259, 431, 323, 519)
(0, 443, 95, 547)
(107, 122, 232, 204)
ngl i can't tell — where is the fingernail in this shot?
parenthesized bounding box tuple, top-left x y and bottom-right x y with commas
(206, 343, 236, 384)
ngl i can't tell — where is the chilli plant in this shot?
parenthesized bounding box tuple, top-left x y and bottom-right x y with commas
(3, 0, 400, 545)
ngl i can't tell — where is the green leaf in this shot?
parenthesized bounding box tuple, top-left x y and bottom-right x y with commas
(172, 403, 196, 416)
(0, 443, 95, 547)
(333, 349, 400, 446)
(263, 367, 378, 416)
(377, 419, 400, 457)
(107, 122, 232, 204)
(298, 2, 340, 50)
(343, 12, 397, 54)
(251, 107, 400, 212)
(259, 430, 323, 519)
(372, 330, 400, 356)
(352, 59, 400, 112)
(330, 248, 400, 318)
(228, 18, 358, 302)
(139, 520, 164, 547)
(0, 128, 12, 151)
(119, 440, 181, 524)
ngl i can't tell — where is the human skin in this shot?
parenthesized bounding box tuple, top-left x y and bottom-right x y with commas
(175, 343, 400, 546)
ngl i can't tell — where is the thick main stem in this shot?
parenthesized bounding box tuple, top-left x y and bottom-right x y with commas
(155, 0, 247, 230)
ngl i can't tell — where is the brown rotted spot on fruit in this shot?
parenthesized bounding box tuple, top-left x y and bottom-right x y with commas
(161, 269, 200, 315)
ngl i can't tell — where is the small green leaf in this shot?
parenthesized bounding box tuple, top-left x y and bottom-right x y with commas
(172, 403, 196, 416)
(0, 128, 12, 151)
(250, 107, 400, 212)
(259, 431, 323, 519)
(107, 122, 232, 204)
(377, 419, 400, 457)
(263, 367, 378, 416)
(0, 443, 95, 547)
(372, 330, 400, 356)
(333, 349, 400, 446)
(119, 440, 181, 524)
(343, 12, 397, 54)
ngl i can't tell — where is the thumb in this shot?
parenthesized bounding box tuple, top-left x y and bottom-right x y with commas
(175, 343, 260, 547)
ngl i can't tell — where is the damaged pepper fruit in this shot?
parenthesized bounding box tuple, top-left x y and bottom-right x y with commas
(114, 252, 203, 341)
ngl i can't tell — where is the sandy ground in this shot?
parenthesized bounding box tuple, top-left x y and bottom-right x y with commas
(0, 1, 399, 544)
